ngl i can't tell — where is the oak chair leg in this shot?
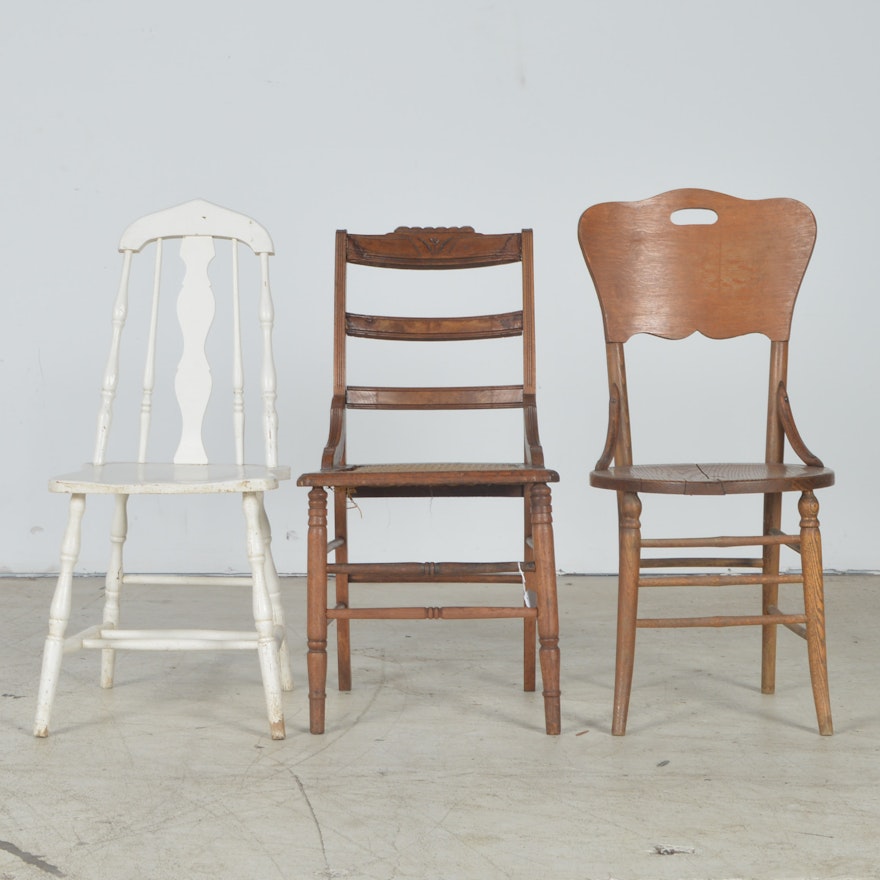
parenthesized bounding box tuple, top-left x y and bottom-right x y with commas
(101, 494, 128, 689)
(530, 483, 560, 735)
(613, 491, 642, 736)
(34, 493, 87, 738)
(307, 487, 329, 734)
(799, 490, 833, 735)
(761, 492, 782, 694)
(257, 494, 293, 692)
(243, 492, 285, 740)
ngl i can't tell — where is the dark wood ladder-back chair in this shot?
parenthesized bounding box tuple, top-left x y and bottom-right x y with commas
(297, 226, 561, 735)
(578, 189, 834, 736)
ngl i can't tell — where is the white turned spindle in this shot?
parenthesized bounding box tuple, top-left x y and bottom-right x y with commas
(259, 252, 279, 468)
(101, 494, 129, 687)
(231, 240, 245, 466)
(94, 251, 133, 465)
(173, 236, 216, 464)
(138, 240, 163, 462)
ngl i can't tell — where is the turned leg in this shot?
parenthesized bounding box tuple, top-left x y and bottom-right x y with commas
(799, 490, 832, 735)
(522, 487, 536, 693)
(243, 492, 285, 740)
(530, 483, 560, 735)
(307, 487, 329, 734)
(34, 493, 86, 737)
(101, 494, 128, 688)
(258, 494, 293, 692)
(333, 488, 351, 692)
(761, 492, 782, 694)
(613, 490, 641, 736)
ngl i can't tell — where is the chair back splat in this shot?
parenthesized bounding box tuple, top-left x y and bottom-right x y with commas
(578, 189, 834, 736)
(298, 225, 561, 735)
(34, 199, 292, 741)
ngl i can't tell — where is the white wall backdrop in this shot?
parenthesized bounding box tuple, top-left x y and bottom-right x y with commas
(1, 0, 876, 575)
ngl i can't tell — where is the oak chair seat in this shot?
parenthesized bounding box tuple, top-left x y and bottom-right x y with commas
(591, 462, 834, 495)
(578, 188, 834, 736)
(34, 200, 292, 741)
(299, 225, 561, 736)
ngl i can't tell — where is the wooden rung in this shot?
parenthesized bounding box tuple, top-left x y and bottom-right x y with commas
(328, 561, 533, 583)
(641, 534, 795, 549)
(638, 613, 808, 629)
(63, 624, 104, 652)
(346, 573, 524, 584)
(79, 626, 285, 652)
(122, 574, 252, 587)
(767, 604, 808, 639)
(640, 557, 763, 569)
(639, 573, 803, 587)
(327, 606, 537, 621)
(768, 528, 802, 554)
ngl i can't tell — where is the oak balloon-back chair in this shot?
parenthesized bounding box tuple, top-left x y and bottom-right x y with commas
(297, 226, 561, 734)
(34, 199, 292, 740)
(577, 189, 834, 735)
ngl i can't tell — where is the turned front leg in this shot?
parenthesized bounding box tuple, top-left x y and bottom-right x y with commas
(613, 490, 642, 736)
(34, 493, 86, 737)
(799, 490, 832, 735)
(530, 483, 560, 735)
(307, 487, 329, 734)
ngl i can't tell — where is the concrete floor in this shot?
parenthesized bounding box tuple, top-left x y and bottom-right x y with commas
(1, 574, 878, 879)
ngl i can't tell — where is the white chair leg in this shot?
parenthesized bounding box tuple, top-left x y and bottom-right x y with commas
(101, 494, 129, 688)
(258, 493, 293, 692)
(34, 493, 86, 737)
(243, 492, 285, 740)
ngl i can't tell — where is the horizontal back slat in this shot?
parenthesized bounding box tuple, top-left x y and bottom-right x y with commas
(347, 227, 521, 269)
(346, 385, 524, 410)
(346, 311, 524, 341)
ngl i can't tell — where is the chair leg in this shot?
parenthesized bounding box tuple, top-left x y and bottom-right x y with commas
(761, 493, 782, 694)
(799, 490, 833, 735)
(613, 491, 642, 736)
(257, 493, 293, 692)
(101, 495, 128, 689)
(34, 493, 86, 737)
(523, 617, 537, 693)
(242, 492, 285, 740)
(307, 487, 329, 734)
(333, 488, 351, 692)
(522, 488, 536, 693)
(530, 483, 560, 735)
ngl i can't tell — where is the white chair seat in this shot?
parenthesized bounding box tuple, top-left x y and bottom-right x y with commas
(50, 462, 291, 495)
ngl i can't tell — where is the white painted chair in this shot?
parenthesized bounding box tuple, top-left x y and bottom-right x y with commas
(34, 199, 292, 740)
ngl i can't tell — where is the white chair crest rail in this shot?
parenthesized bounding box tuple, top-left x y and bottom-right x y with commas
(34, 199, 292, 740)
(578, 189, 834, 736)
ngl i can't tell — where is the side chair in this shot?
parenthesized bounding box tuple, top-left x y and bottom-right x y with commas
(577, 189, 834, 735)
(297, 226, 561, 735)
(34, 199, 292, 740)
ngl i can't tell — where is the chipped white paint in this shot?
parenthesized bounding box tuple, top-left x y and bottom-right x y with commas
(34, 200, 291, 741)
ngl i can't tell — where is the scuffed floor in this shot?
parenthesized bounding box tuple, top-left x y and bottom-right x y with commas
(1, 575, 878, 879)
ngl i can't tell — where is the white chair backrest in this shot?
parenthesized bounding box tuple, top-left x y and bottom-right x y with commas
(93, 199, 278, 467)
